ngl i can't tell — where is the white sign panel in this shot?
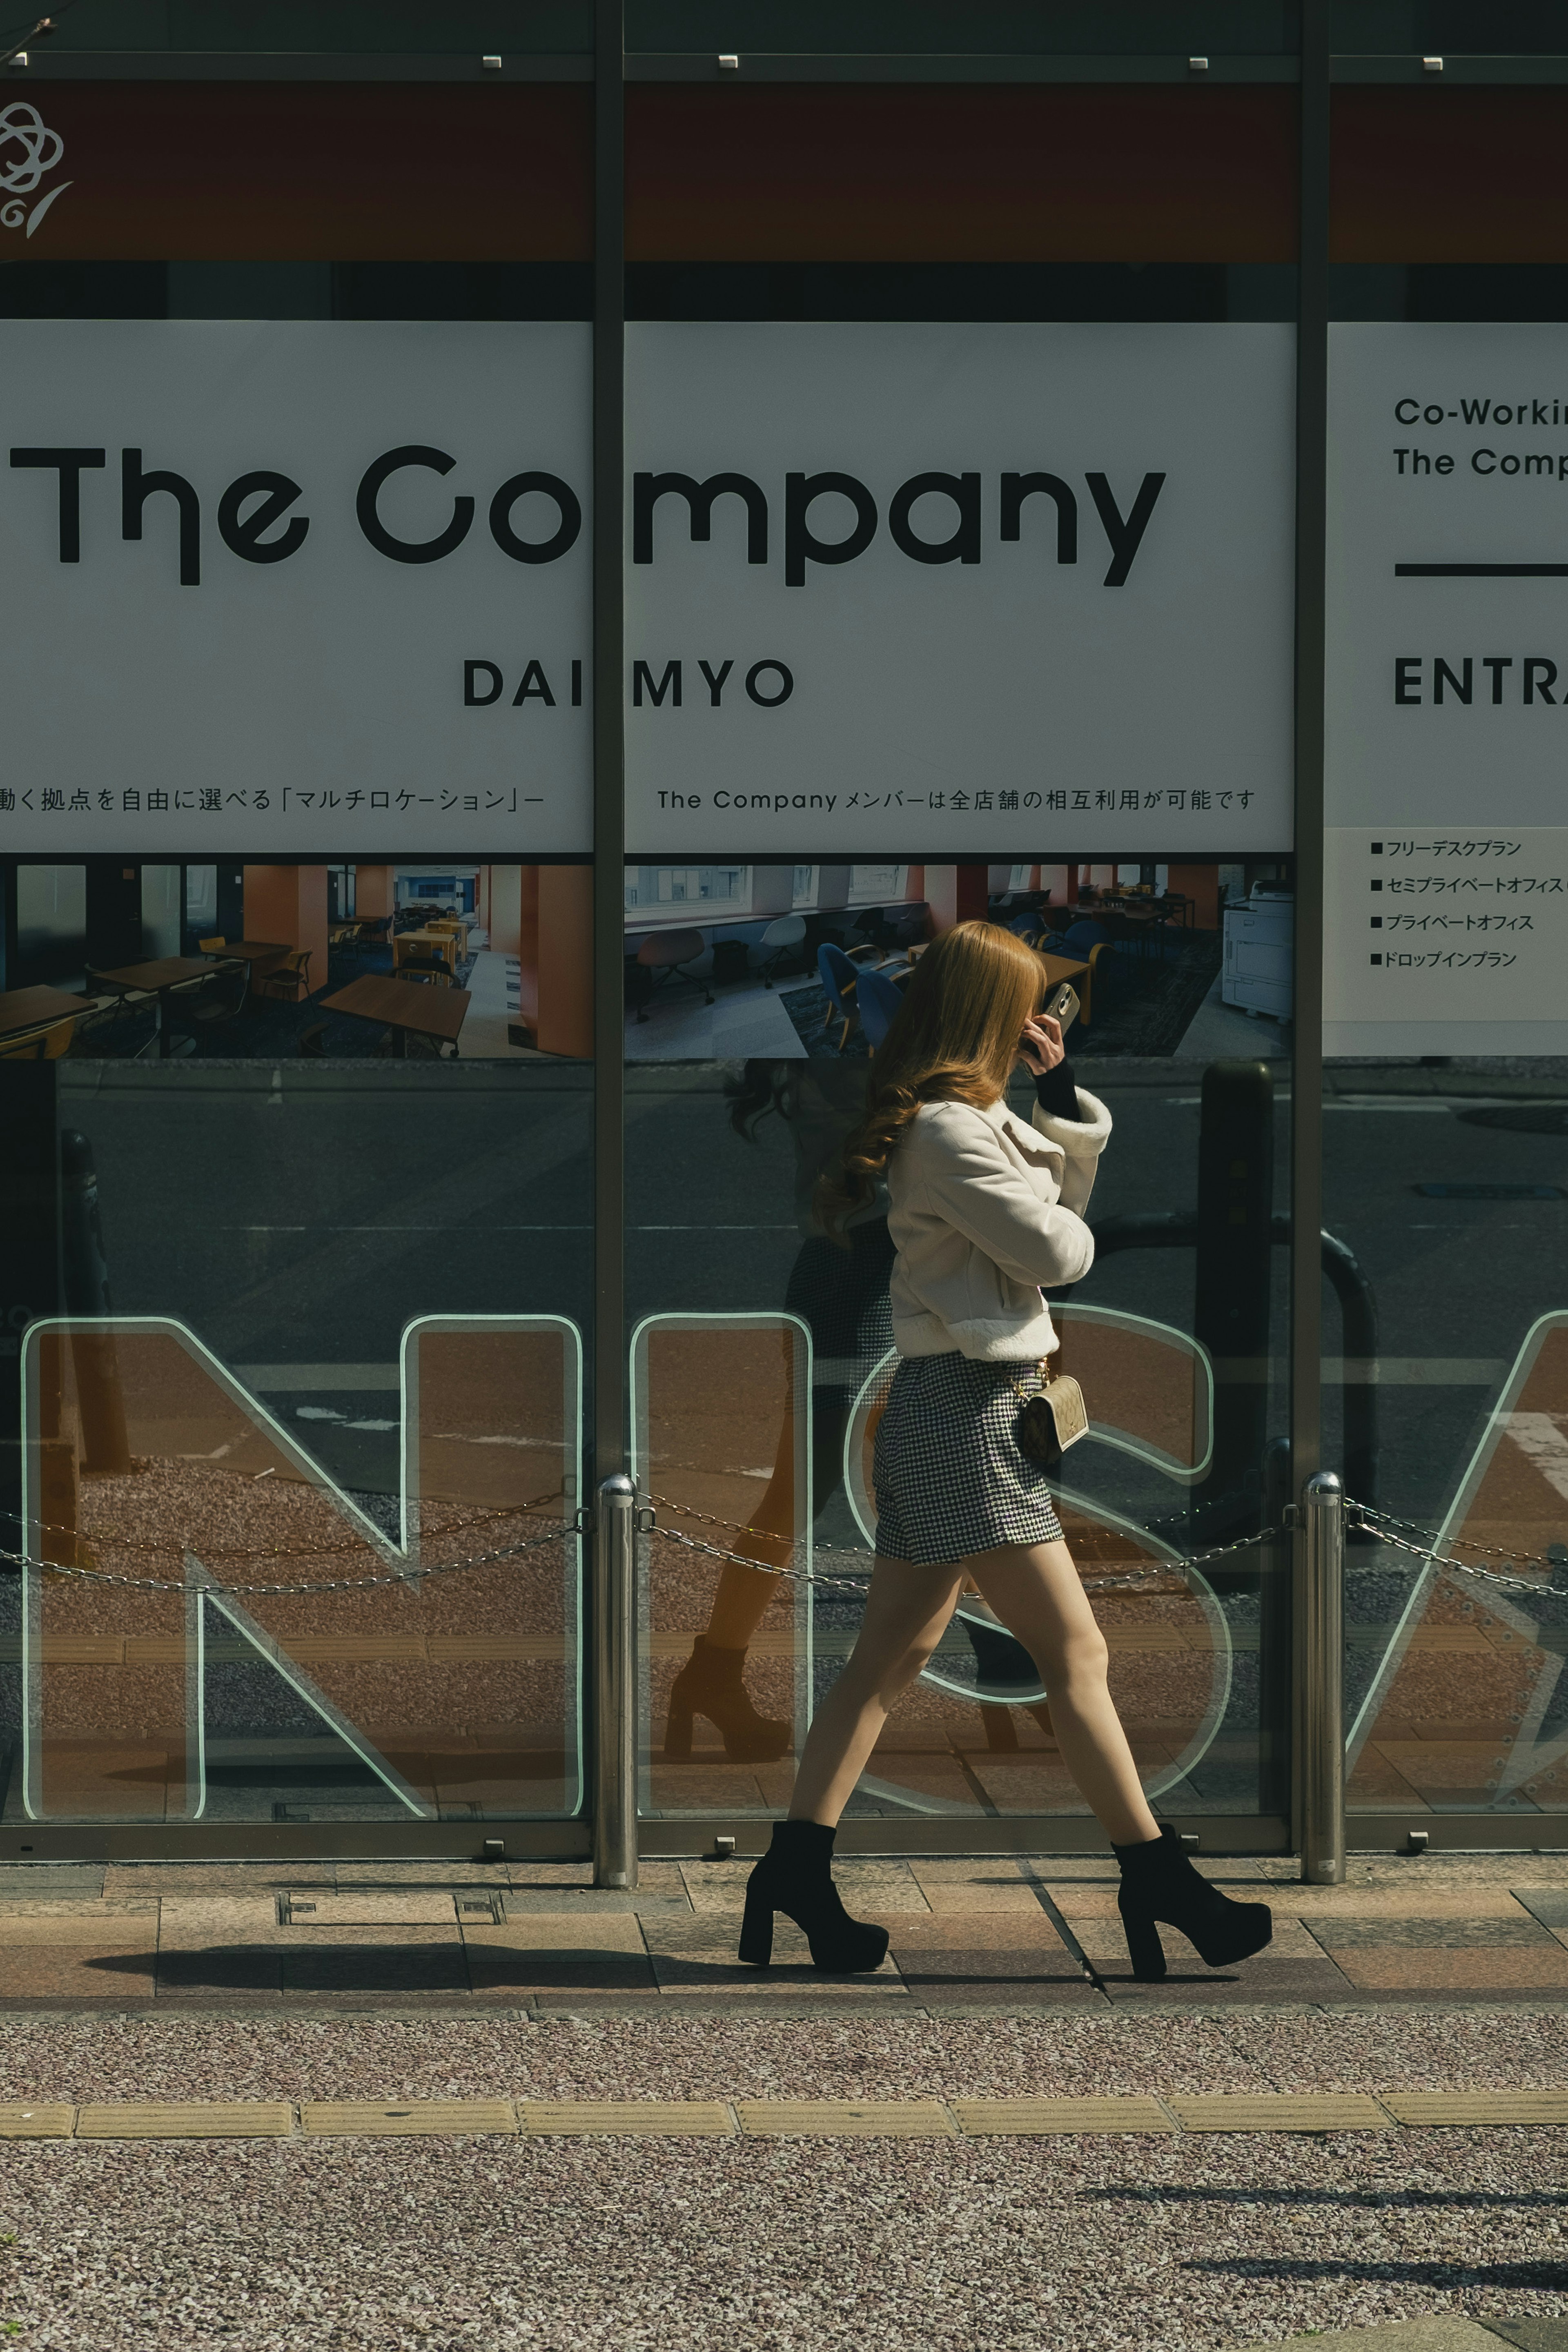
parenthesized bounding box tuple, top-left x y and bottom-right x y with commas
(1328, 323, 1568, 1052)
(625, 322, 1295, 857)
(0, 322, 591, 853)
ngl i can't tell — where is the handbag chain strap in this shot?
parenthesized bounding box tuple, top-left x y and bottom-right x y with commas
(1010, 1354, 1056, 1407)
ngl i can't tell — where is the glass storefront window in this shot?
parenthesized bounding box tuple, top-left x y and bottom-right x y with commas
(0, 847, 597, 1826)
(13, 20, 1568, 1863)
(0, 864, 597, 1829)
(1325, 282, 1568, 1826)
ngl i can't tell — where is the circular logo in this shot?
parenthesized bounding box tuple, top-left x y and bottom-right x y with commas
(0, 103, 64, 195)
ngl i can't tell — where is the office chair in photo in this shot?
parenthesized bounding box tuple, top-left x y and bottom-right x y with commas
(259, 949, 314, 1002)
(755, 914, 806, 988)
(817, 940, 868, 1052)
(633, 927, 712, 1021)
(855, 964, 906, 1052)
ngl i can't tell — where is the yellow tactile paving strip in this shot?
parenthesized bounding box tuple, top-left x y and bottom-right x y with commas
(1165, 2094, 1392, 2133)
(522, 2103, 734, 2136)
(78, 2102, 294, 2139)
(0, 2089, 1563, 2140)
(300, 2101, 517, 2138)
(953, 2096, 1175, 2134)
(735, 2100, 956, 2136)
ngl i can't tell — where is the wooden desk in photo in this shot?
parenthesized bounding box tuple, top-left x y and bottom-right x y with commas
(93, 956, 220, 1058)
(215, 940, 289, 973)
(0, 985, 86, 1041)
(205, 940, 290, 1011)
(396, 928, 461, 974)
(322, 974, 471, 1056)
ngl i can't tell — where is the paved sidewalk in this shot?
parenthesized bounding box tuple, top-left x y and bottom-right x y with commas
(1, 1850, 1568, 2008)
(0, 1854, 1559, 2348)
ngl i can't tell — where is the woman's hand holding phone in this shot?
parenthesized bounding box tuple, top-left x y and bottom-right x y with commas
(1017, 1014, 1065, 1076)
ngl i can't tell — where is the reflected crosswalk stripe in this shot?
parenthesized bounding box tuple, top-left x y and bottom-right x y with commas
(1506, 1410, 1568, 1503)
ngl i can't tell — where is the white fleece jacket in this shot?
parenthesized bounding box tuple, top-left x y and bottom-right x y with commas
(886, 1088, 1112, 1360)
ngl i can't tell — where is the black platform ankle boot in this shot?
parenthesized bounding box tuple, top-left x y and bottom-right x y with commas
(738, 1821, 890, 1972)
(663, 1637, 791, 1763)
(1113, 1825, 1273, 1982)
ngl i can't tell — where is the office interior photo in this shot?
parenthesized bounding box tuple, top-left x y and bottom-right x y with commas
(623, 858, 1294, 1061)
(0, 860, 593, 1061)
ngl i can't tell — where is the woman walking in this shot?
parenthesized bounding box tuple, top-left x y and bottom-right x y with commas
(738, 920, 1272, 1983)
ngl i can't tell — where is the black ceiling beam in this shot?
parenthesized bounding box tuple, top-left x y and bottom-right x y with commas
(8, 46, 1568, 82)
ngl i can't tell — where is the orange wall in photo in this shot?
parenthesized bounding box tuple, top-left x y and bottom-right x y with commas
(354, 866, 393, 920)
(517, 867, 542, 1032)
(243, 865, 328, 989)
(1167, 864, 1221, 930)
(536, 866, 592, 1059)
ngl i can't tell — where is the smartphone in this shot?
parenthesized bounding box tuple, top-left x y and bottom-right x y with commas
(1043, 980, 1080, 1033)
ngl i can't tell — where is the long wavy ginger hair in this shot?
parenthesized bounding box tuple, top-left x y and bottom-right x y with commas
(817, 920, 1045, 1231)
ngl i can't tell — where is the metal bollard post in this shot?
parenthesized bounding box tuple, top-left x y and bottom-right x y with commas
(1298, 1470, 1345, 1884)
(592, 1472, 639, 1889)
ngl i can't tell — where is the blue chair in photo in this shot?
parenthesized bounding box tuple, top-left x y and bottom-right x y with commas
(855, 964, 906, 1051)
(817, 941, 866, 1052)
(1003, 915, 1045, 951)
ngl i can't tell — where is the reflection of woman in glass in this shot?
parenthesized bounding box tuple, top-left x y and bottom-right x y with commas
(738, 923, 1273, 1983)
(663, 1060, 894, 1762)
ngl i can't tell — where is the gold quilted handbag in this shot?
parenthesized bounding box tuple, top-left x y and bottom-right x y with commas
(1011, 1359, 1089, 1469)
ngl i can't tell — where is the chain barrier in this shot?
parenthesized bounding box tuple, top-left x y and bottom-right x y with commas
(2, 1486, 1563, 1608)
(1345, 1503, 1568, 1604)
(0, 1499, 1279, 1601)
(646, 1496, 1283, 1597)
(653, 1493, 1568, 1613)
(643, 1487, 1253, 1560)
(1350, 1500, 1568, 1579)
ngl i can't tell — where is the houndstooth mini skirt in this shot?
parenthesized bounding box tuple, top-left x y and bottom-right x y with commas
(872, 1352, 1066, 1567)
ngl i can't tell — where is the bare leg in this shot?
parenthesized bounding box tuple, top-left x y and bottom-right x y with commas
(964, 1539, 1158, 1846)
(788, 1557, 962, 1825)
